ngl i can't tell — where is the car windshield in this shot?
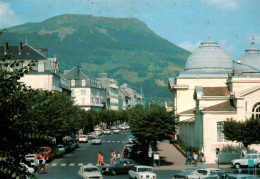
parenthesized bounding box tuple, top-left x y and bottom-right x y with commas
(39, 148, 48, 152)
(58, 145, 63, 148)
(80, 135, 87, 138)
(138, 168, 152, 172)
(84, 167, 99, 172)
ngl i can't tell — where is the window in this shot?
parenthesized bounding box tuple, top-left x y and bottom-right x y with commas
(71, 80, 75, 87)
(252, 102, 260, 119)
(38, 61, 44, 72)
(82, 98, 85, 105)
(81, 89, 86, 95)
(217, 122, 227, 142)
(82, 80, 86, 86)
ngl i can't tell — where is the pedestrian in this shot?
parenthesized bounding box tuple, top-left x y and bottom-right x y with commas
(201, 153, 206, 168)
(185, 150, 191, 165)
(110, 151, 114, 164)
(100, 153, 106, 166)
(97, 152, 101, 166)
(193, 152, 198, 167)
(113, 151, 117, 161)
(117, 152, 121, 160)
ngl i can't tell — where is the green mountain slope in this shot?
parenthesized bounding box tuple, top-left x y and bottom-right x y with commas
(0, 14, 190, 104)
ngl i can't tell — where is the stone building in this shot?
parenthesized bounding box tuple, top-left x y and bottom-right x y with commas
(168, 37, 260, 163)
(63, 66, 106, 111)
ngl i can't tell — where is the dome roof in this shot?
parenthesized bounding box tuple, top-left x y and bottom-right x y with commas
(183, 38, 233, 74)
(234, 37, 260, 75)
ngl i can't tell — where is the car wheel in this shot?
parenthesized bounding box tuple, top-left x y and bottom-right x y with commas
(111, 169, 116, 176)
(235, 163, 241, 169)
(128, 175, 132, 179)
(257, 163, 260, 168)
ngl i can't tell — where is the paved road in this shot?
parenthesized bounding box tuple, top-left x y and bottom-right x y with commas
(36, 130, 131, 179)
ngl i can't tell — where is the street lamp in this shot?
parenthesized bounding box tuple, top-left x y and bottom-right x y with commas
(235, 60, 260, 73)
(124, 83, 145, 110)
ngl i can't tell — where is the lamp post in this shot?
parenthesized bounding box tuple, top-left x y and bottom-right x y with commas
(235, 60, 260, 73)
(124, 84, 145, 110)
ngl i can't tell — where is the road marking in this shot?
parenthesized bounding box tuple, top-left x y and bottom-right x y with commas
(107, 141, 110, 142)
(117, 141, 120, 143)
(61, 163, 66, 166)
(78, 163, 83, 166)
(69, 163, 75, 166)
(51, 163, 57, 166)
(102, 141, 106, 142)
(122, 141, 125, 143)
(112, 141, 115, 143)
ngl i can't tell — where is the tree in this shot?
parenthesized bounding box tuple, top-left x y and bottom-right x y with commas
(129, 104, 176, 157)
(0, 39, 50, 178)
(223, 118, 260, 148)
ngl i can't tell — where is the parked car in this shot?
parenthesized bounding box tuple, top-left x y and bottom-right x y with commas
(173, 167, 200, 179)
(111, 126, 118, 130)
(104, 129, 111, 135)
(205, 170, 234, 179)
(51, 145, 63, 158)
(79, 135, 88, 143)
(185, 168, 221, 179)
(57, 144, 65, 155)
(121, 125, 127, 130)
(20, 163, 34, 174)
(36, 147, 54, 161)
(25, 154, 38, 167)
(231, 153, 260, 169)
(129, 165, 156, 179)
(78, 164, 103, 179)
(92, 136, 102, 145)
(101, 159, 137, 175)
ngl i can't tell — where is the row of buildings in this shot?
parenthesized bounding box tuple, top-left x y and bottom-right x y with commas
(168, 37, 260, 163)
(0, 41, 144, 111)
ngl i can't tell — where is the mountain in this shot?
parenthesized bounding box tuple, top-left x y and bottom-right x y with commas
(0, 14, 190, 104)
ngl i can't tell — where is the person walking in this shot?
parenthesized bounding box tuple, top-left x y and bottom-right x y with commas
(201, 153, 206, 168)
(110, 151, 114, 164)
(185, 150, 191, 165)
(97, 152, 101, 166)
(193, 152, 198, 167)
(113, 151, 117, 161)
(117, 152, 121, 160)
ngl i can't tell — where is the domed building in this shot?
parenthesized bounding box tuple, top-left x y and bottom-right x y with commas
(168, 37, 260, 163)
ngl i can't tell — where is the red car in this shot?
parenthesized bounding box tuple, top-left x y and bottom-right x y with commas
(36, 147, 54, 161)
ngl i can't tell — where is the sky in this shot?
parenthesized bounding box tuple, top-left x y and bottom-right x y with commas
(0, 0, 260, 59)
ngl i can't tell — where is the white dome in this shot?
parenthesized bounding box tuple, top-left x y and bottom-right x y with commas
(183, 39, 233, 74)
(234, 37, 260, 76)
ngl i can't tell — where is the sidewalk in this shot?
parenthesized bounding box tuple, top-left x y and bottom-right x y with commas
(153, 140, 230, 170)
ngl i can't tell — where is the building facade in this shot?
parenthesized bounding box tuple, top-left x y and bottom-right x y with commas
(63, 66, 106, 111)
(0, 42, 71, 94)
(98, 73, 119, 110)
(168, 37, 260, 163)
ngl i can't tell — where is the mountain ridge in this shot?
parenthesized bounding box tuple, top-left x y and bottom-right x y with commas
(0, 14, 190, 104)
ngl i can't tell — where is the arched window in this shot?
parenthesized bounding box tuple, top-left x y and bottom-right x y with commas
(252, 102, 260, 119)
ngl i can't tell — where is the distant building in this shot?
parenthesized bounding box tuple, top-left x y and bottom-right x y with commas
(63, 66, 106, 111)
(164, 101, 173, 112)
(119, 83, 144, 110)
(0, 42, 71, 94)
(97, 73, 119, 110)
(168, 37, 260, 163)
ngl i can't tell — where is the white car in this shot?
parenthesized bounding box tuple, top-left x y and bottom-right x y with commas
(114, 129, 120, 134)
(78, 164, 103, 179)
(20, 163, 34, 174)
(129, 165, 156, 179)
(121, 125, 126, 130)
(104, 129, 111, 135)
(92, 136, 102, 145)
(25, 154, 39, 167)
(231, 153, 260, 169)
(79, 135, 88, 143)
(185, 168, 221, 179)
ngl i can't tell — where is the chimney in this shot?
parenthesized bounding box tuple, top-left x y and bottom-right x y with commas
(4, 42, 8, 55)
(18, 42, 23, 55)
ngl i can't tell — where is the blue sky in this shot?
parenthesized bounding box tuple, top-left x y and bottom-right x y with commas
(0, 0, 259, 59)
